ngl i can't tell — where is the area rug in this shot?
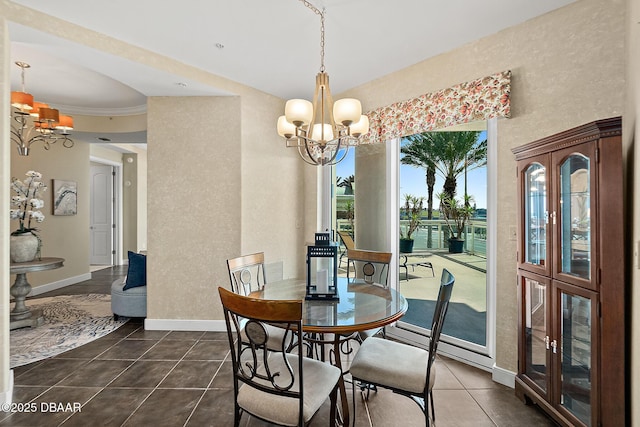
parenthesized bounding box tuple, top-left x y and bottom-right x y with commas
(10, 294, 128, 368)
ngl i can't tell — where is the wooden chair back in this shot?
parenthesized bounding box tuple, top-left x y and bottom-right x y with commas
(347, 249, 392, 287)
(218, 287, 305, 425)
(227, 252, 266, 296)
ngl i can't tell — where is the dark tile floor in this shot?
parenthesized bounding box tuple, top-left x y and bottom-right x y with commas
(3, 266, 558, 426)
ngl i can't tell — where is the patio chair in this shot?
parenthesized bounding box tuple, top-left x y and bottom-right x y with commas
(350, 268, 455, 427)
(218, 287, 341, 427)
(337, 231, 355, 269)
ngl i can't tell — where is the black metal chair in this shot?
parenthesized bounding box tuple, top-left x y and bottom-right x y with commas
(218, 287, 341, 427)
(346, 249, 392, 341)
(227, 252, 267, 296)
(349, 268, 455, 426)
(226, 252, 290, 352)
(346, 249, 392, 287)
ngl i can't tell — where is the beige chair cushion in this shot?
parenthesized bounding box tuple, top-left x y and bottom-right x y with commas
(237, 354, 341, 426)
(350, 337, 435, 394)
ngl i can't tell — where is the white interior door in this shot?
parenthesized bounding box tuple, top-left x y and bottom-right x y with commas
(90, 164, 114, 265)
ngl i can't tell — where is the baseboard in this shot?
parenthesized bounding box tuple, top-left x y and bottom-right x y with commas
(27, 273, 93, 297)
(1, 370, 14, 405)
(492, 364, 516, 388)
(144, 318, 226, 332)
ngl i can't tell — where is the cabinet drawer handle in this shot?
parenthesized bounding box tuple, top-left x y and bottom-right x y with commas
(551, 339, 558, 354)
(544, 335, 550, 350)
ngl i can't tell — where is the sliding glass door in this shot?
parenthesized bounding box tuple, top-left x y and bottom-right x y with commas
(327, 120, 495, 367)
(394, 120, 495, 365)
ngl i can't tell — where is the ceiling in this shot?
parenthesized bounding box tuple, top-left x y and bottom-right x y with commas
(8, 0, 576, 146)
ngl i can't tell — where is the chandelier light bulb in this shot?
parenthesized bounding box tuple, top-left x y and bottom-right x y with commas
(277, 116, 296, 138)
(333, 98, 362, 127)
(38, 107, 60, 124)
(285, 99, 313, 127)
(311, 123, 334, 142)
(55, 115, 74, 132)
(11, 92, 34, 111)
(350, 115, 370, 137)
(29, 102, 49, 118)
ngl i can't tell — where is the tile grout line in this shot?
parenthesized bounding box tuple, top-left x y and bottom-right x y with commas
(117, 332, 203, 426)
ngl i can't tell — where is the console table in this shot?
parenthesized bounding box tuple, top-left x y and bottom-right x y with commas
(10, 257, 64, 330)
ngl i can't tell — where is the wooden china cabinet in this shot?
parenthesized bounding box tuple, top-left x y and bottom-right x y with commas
(512, 117, 626, 427)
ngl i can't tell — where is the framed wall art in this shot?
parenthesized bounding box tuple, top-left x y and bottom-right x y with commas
(52, 179, 77, 216)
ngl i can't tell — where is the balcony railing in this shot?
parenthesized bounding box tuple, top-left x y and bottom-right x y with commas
(336, 219, 487, 257)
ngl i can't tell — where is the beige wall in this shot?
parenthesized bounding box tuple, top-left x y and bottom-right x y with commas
(122, 153, 138, 253)
(354, 143, 387, 251)
(239, 90, 304, 281)
(146, 93, 301, 322)
(90, 144, 123, 164)
(1, 17, 11, 401)
(136, 149, 147, 252)
(341, 0, 625, 373)
(76, 114, 146, 134)
(147, 96, 242, 321)
(10, 142, 91, 288)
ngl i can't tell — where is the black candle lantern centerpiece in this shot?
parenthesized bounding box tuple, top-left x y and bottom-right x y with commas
(306, 233, 339, 301)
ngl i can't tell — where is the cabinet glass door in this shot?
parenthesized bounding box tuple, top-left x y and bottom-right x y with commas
(558, 153, 591, 280)
(524, 163, 547, 267)
(559, 287, 597, 426)
(523, 276, 549, 394)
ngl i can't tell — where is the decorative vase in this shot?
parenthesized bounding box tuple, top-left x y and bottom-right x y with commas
(448, 238, 465, 254)
(10, 232, 39, 263)
(399, 238, 414, 254)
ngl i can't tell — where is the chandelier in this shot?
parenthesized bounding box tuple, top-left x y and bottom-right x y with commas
(276, 0, 369, 166)
(10, 62, 74, 156)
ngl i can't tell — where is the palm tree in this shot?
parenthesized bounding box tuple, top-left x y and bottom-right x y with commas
(337, 175, 355, 195)
(401, 131, 487, 207)
(400, 137, 437, 219)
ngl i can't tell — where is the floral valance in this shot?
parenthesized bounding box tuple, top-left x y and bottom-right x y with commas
(360, 70, 511, 144)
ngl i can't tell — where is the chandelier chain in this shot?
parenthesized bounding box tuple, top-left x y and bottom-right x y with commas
(16, 61, 30, 92)
(279, 1, 368, 166)
(298, 0, 326, 72)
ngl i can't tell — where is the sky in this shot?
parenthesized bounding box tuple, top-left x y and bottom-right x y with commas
(336, 131, 488, 209)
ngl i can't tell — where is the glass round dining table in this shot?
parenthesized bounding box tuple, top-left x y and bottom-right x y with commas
(251, 276, 408, 426)
(253, 277, 408, 334)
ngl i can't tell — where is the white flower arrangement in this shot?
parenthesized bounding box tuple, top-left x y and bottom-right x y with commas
(10, 170, 47, 236)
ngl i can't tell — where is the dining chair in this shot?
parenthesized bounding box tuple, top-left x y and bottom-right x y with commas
(346, 249, 392, 287)
(218, 287, 341, 427)
(226, 252, 290, 352)
(349, 268, 455, 427)
(346, 249, 392, 341)
(227, 252, 267, 296)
